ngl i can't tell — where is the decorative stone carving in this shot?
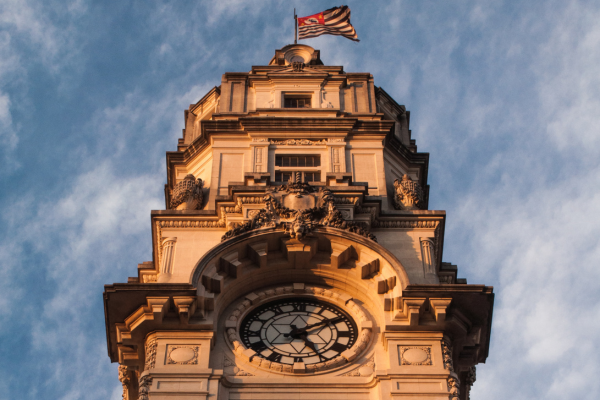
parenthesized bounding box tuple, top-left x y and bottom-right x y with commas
(420, 238, 436, 275)
(465, 366, 477, 400)
(118, 365, 131, 400)
(393, 174, 425, 210)
(400, 346, 432, 366)
(441, 339, 454, 372)
(138, 372, 152, 400)
(159, 238, 177, 275)
(439, 275, 454, 284)
(291, 61, 304, 72)
(221, 183, 376, 242)
(144, 337, 157, 370)
(341, 356, 375, 376)
(447, 376, 460, 400)
(166, 345, 199, 365)
(269, 138, 327, 145)
(223, 356, 254, 376)
(170, 174, 204, 210)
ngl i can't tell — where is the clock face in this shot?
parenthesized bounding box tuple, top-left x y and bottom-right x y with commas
(240, 298, 357, 366)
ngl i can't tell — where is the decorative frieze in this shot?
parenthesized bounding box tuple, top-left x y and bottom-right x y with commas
(270, 139, 327, 145)
(170, 174, 204, 210)
(373, 220, 438, 229)
(393, 174, 425, 210)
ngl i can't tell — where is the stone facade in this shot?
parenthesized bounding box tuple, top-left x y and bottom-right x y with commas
(103, 44, 494, 400)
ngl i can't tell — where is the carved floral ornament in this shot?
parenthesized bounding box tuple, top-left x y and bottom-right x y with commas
(221, 178, 376, 242)
(224, 284, 373, 375)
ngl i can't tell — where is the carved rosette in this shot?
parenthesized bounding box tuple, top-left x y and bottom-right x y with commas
(393, 174, 425, 210)
(170, 174, 203, 210)
(221, 184, 377, 242)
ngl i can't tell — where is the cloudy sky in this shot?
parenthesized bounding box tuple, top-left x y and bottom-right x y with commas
(1, 0, 599, 398)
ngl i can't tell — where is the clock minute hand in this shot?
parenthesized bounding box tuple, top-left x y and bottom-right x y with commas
(303, 316, 344, 331)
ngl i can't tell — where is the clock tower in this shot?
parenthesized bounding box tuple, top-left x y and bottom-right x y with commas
(104, 44, 494, 400)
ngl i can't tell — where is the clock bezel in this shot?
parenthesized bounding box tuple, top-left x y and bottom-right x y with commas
(224, 284, 372, 375)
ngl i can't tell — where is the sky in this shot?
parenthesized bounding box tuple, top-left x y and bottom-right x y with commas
(0, 0, 599, 398)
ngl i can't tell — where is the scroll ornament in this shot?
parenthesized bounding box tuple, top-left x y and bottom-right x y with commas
(170, 174, 204, 210)
(393, 174, 425, 210)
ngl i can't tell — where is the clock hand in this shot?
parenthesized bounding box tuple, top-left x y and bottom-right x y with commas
(303, 316, 344, 331)
(284, 317, 344, 338)
(299, 333, 319, 355)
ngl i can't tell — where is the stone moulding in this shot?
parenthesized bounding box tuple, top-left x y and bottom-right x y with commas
(223, 284, 373, 375)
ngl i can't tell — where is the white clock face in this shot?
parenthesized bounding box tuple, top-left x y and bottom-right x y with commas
(240, 298, 357, 365)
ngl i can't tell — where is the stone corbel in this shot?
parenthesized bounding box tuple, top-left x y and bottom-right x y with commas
(385, 297, 426, 326)
(173, 296, 197, 324)
(429, 298, 452, 323)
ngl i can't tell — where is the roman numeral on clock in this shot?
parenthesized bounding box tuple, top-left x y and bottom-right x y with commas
(250, 341, 267, 352)
(330, 342, 349, 353)
(267, 353, 282, 362)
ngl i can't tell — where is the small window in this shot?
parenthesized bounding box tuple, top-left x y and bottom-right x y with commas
(275, 155, 320, 167)
(284, 95, 312, 108)
(275, 171, 321, 182)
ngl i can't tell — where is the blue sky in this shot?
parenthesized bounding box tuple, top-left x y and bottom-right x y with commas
(1, 0, 599, 398)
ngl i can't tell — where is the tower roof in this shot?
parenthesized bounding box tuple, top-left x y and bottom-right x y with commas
(269, 44, 324, 66)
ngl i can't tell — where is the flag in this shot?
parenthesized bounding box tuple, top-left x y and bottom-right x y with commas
(298, 6, 359, 42)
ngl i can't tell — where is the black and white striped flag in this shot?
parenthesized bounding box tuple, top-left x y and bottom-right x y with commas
(297, 6, 359, 42)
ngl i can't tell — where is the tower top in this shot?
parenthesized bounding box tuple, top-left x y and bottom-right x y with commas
(269, 44, 324, 66)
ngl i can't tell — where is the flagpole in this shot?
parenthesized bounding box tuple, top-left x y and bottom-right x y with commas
(294, 8, 297, 44)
